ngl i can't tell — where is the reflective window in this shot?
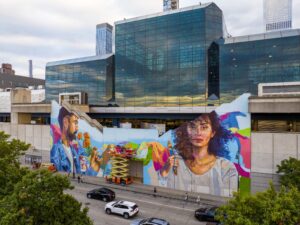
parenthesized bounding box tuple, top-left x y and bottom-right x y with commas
(45, 56, 114, 105)
(115, 4, 223, 107)
(219, 36, 300, 103)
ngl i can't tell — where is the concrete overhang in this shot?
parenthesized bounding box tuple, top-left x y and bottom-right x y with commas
(12, 103, 51, 113)
(68, 104, 90, 113)
(89, 106, 217, 114)
(249, 96, 300, 113)
(11, 103, 90, 113)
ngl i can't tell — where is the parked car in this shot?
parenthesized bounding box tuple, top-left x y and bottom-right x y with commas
(86, 187, 115, 202)
(194, 206, 220, 223)
(105, 200, 139, 219)
(131, 217, 170, 225)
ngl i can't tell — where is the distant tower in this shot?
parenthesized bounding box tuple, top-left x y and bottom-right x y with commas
(163, 0, 179, 12)
(29, 60, 33, 78)
(96, 23, 113, 56)
(264, 0, 292, 32)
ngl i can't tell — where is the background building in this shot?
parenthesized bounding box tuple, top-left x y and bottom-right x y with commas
(264, 0, 292, 32)
(163, 0, 179, 11)
(0, 63, 45, 90)
(45, 54, 114, 105)
(217, 29, 300, 103)
(115, 3, 223, 107)
(96, 23, 113, 56)
(3, 1, 298, 195)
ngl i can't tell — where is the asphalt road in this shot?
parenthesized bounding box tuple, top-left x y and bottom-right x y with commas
(67, 181, 208, 225)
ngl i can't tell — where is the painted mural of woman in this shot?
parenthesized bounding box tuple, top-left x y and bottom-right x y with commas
(159, 111, 238, 196)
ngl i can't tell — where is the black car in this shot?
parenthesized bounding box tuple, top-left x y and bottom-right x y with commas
(194, 206, 220, 223)
(86, 187, 115, 202)
(131, 217, 170, 225)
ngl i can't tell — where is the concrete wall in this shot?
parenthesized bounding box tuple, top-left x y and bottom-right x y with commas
(0, 122, 51, 162)
(11, 89, 32, 104)
(249, 96, 300, 113)
(251, 132, 300, 193)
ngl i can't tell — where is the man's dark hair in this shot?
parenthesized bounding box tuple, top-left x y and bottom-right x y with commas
(58, 107, 74, 129)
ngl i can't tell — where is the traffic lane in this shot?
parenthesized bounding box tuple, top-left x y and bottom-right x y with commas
(71, 181, 207, 211)
(67, 182, 207, 225)
(66, 188, 129, 225)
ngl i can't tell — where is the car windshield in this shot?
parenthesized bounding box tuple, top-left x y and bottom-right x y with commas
(131, 205, 138, 210)
(150, 218, 165, 224)
(139, 219, 147, 224)
(102, 188, 111, 192)
(207, 207, 216, 216)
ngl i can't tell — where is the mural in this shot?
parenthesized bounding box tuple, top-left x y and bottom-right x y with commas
(50, 94, 251, 196)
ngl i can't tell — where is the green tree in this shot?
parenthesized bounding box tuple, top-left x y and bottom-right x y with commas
(0, 131, 93, 225)
(0, 170, 93, 225)
(277, 157, 300, 190)
(0, 131, 30, 198)
(216, 184, 300, 225)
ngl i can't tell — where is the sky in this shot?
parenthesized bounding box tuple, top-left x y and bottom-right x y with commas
(0, 0, 299, 79)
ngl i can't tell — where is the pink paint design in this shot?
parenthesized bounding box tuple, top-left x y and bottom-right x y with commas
(50, 124, 61, 144)
(234, 133, 251, 169)
(234, 163, 250, 178)
(219, 113, 230, 121)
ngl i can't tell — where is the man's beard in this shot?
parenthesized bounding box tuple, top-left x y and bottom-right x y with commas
(68, 131, 77, 141)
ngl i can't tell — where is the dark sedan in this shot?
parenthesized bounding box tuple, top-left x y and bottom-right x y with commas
(131, 217, 170, 225)
(86, 187, 115, 202)
(194, 206, 220, 223)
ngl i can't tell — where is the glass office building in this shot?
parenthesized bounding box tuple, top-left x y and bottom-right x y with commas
(96, 23, 113, 56)
(218, 29, 300, 103)
(115, 3, 223, 107)
(45, 2, 300, 109)
(264, 0, 292, 32)
(45, 55, 114, 105)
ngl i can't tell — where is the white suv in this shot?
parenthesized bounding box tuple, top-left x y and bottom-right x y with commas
(105, 200, 139, 219)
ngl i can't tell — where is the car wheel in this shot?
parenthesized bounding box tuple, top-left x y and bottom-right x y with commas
(106, 208, 111, 214)
(103, 197, 107, 202)
(87, 194, 92, 199)
(123, 213, 129, 219)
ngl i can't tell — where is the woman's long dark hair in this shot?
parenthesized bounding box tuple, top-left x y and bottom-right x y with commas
(174, 111, 232, 161)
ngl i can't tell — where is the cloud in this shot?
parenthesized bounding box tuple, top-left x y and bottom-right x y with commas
(0, 0, 299, 79)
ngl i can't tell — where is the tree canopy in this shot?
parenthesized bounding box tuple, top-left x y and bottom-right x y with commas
(0, 131, 93, 225)
(0, 131, 29, 198)
(216, 184, 300, 225)
(276, 157, 300, 190)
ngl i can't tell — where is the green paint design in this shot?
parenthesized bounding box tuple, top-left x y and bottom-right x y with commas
(239, 176, 251, 197)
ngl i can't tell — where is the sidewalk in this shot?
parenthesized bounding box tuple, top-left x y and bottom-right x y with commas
(68, 173, 230, 207)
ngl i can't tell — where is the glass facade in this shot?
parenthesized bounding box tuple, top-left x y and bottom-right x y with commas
(45, 56, 114, 105)
(115, 3, 223, 107)
(45, 3, 300, 109)
(96, 23, 113, 56)
(264, 0, 292, 32)
(218, 33, 300, 103)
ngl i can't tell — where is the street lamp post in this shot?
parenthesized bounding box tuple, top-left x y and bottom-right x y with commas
(72, 155, 76, 179)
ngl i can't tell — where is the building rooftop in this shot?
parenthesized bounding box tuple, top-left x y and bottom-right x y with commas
(46, 53, 114, 67)
(96, 23, 113, 29)
(224, 28, 300, 44)
(115, 2, 216, 25)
